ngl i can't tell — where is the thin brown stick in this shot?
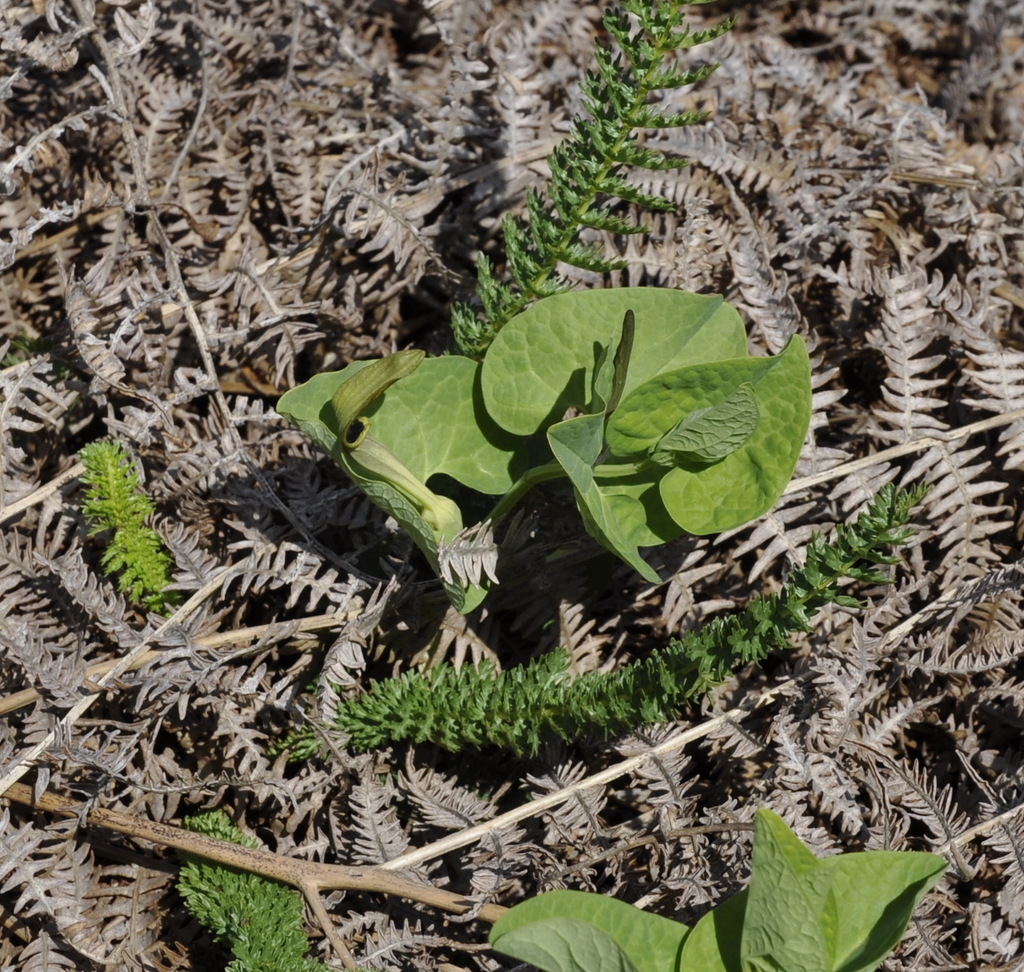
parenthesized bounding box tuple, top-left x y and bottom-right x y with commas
(1, 782, 506, 962)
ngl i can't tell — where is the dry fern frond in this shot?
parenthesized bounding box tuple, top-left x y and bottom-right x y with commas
(4, 0, 1024, 967)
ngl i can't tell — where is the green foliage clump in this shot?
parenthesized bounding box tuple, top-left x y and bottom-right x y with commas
(451, 0, 734, 354)
(284, 484, 924, 756)
(278, 288, 812, 612)
(79, 440, 178, 613)
(177, 810, 328, 972)
(490, 809, 946, 972)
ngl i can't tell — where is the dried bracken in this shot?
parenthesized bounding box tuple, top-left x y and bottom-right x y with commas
(2, 0, 1024, 969)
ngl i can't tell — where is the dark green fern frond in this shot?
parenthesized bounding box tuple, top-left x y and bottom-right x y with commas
(296, 484, 925, 756)
(79, 440, 178, 613)
(177, 811, 329, 972)
(452, 2, 734, 355)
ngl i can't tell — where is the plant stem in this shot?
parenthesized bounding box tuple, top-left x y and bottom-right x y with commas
(487, 463, 565, 521)
(487, 456, 658, 523)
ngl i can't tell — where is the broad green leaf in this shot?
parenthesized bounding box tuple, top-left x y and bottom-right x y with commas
(490, 890, 689, 972)
(363, 355, 530, 495)
(547, 413, 661, 583)
(482, 288, 748, 435)
(278, 366, 456, 558)
(490, 918, 637, 972)
(278, 357, 529, 496)
(678, 890, 747, 972)
(741, 810, 945, 972)
(489, 818, 943, 972)
(607, 336, 810, 535)
(603, 480, 680, 547)
(277, 366, 361, 456)
(742, 809, 835, 972)
(818, 847, 945, 972)
(653, 382, 759, 464)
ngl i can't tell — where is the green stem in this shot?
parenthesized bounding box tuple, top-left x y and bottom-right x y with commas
(486, 456, 658, 523)
(486, 462, 565, 522)
(492, 23, 700, 331)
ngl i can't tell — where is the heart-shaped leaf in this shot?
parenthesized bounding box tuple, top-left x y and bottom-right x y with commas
(606, 335, 811, 535)
(276, 357, 499, 612)
(547, 412, 661, 583)
(815, 842, 946, 972)
(742, 808, 836, 972)
(678, 890, 747, 972)
(738, 810, 946, 972)
(490, 918, 637, 972)
(653, 381, 759, 465)
(278, 356, 529, 496)
(482, 288, 748, 436)
(490, 890, 689, 972)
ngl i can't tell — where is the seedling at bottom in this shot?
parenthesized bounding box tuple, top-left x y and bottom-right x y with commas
(489, 808, 945, 972)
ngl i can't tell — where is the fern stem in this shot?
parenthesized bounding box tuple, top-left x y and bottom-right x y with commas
(452, 2, 734, 355)
(499, 35, 698, 323)
(286, 484, 925, 756)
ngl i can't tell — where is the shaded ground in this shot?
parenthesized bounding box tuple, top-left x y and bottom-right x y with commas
(2, 0, 1024, 968)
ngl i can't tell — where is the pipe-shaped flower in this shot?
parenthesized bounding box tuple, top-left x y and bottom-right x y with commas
(329, 351, 463, 541)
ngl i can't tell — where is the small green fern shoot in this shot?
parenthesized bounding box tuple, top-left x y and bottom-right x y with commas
(79, 440, 178, 613)
(451, 1, 734, 355)
(286, 485, 925, 756)
(177, 811, 329, 972)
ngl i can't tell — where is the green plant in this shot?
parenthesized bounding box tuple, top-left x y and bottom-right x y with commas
(489, 808, 946, 972)
(277, 288, 811, 612)
(280, 484, 925, 756)
(79, 439, 178, 613)
(1, 333, 55, 367)
(177, 810, 329, 972)
(450, 1, 734, 355)
(277, 1, 761, 613)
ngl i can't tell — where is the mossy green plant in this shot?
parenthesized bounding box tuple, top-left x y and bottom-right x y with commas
(450, 0, 735, 355)
(79, 439, 178, 613)
(177, 810, 330, 972)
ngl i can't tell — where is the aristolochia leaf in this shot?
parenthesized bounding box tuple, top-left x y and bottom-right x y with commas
(653, 381, 759, 464)
(547, 412, 661, 583)
(277, 357, 529, 496)
(815, 846, 945, 972)
(739, 810, 946, 972)
(490, 918, 637, 972)
(277, 358, 495, 612)
(677, 891, 746, 972)
(606, 335, 811, 534)
(742, 809, 834, 972)
(490, 890, 688, 972)
(482, 288, 747, 436)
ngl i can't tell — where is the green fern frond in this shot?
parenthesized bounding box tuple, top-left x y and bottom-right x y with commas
(292, 485, 925, 756)
(79, 440, 178, 613)
(452, 1, 734, 355)
(177, 811, 329, 972)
